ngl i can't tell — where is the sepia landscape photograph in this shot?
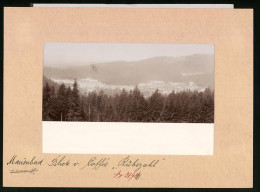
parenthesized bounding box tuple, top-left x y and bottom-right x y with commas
(42, 43, 214, 123)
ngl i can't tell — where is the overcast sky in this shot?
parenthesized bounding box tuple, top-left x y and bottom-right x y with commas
(44, 43, 214, 67)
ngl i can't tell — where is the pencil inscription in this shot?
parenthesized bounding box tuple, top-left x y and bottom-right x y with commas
(7, 155, 43, 166)
(6, 154, 164, 180)
(10, 168, 39, 174)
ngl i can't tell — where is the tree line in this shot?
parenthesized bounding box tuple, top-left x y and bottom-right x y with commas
(43, 79, 214, 123)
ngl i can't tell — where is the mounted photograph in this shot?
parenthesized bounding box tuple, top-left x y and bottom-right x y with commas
(42, 43, 215, 155)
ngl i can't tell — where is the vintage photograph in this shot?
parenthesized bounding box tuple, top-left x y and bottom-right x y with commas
(43, 43, 214, 123)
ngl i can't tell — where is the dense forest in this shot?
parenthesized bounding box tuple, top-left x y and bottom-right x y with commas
(42, 79, 214, 123)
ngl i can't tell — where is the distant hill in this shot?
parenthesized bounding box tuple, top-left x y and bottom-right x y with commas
(43, 54, 214, 89)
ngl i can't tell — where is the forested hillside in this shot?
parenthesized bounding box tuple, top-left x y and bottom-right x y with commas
(42, 79, 214, 123)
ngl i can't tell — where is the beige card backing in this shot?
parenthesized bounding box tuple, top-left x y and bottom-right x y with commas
(3, 8, 253, 188)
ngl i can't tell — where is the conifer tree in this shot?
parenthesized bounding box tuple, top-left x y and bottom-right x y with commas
(66, 86, 74, 121)
(148, 89, 164, 122)
(72, 79, 83, 121)
(57, 83, 67, 121)
(42, 82, 51, 120)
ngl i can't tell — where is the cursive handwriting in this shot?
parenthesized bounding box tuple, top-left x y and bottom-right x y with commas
(117, 156, 160, 173)
(7, 155, 43, 166)
(6, 154, 164, 179)
(48, 155, 70, 166)
(113, 170, 141, 181)
(80, 157, 109, 170)
(10, 168, 39, 174)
